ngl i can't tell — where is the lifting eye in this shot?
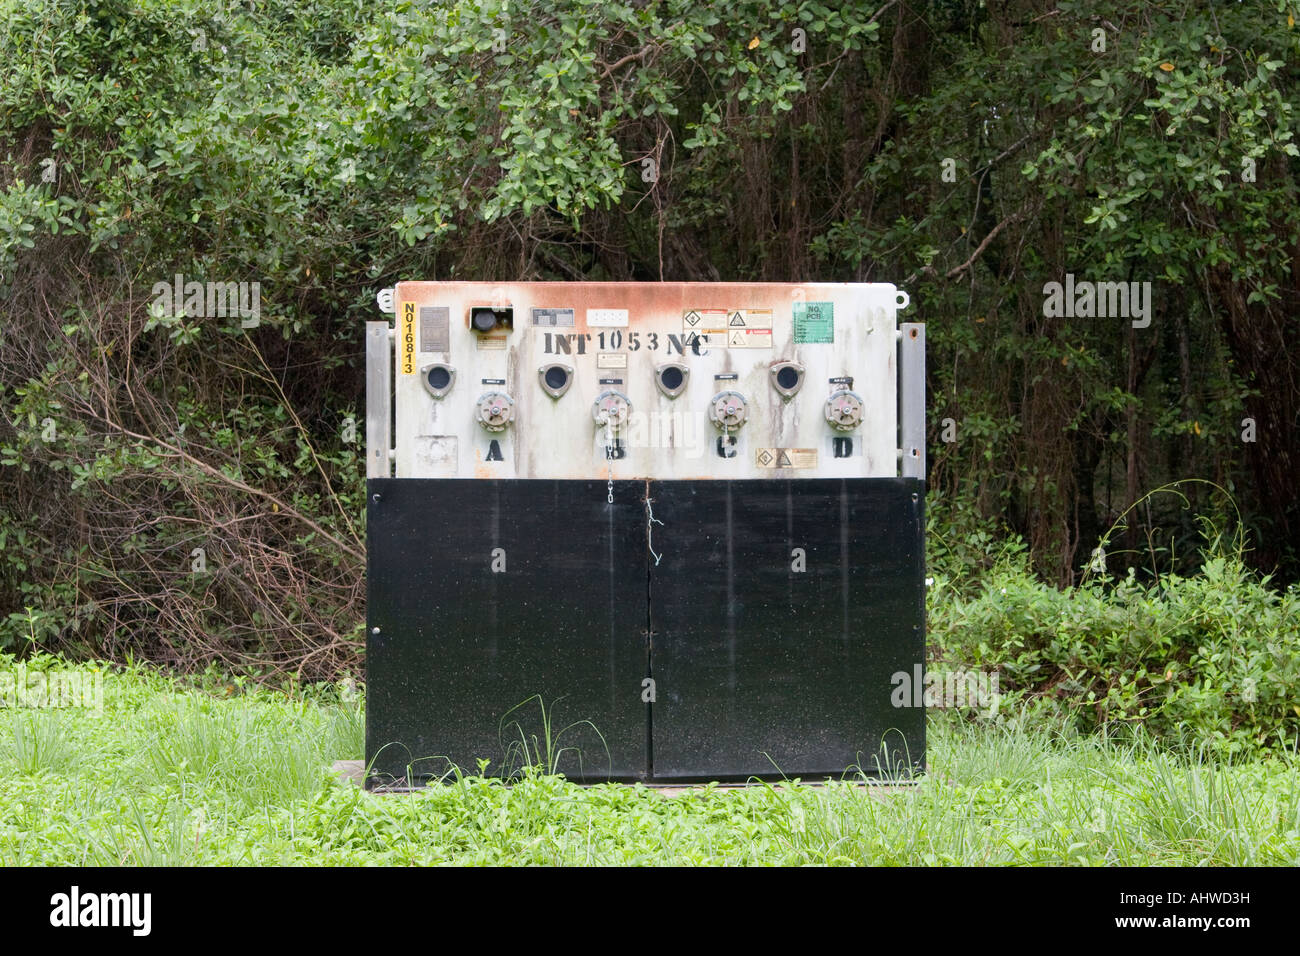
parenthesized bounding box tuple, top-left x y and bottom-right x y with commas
(538, 363, 574, 399)
(769, 361, 805, 398)
(655, 362, 689, 399)
(421, 363, 456, 398)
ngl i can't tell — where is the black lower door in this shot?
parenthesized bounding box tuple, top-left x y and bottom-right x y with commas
(646, 479, 926, 781)
(365, 477, 925, 786)
(366, 478, 649, 785)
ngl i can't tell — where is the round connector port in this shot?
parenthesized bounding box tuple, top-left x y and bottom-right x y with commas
(420, 363, 456, 399)
(655, 363, 689, 399)
(538, 363, 574, 399)
(769, 361, 805, 398)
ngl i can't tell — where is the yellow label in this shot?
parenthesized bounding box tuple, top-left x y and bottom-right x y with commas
(400, 302, 416, 375)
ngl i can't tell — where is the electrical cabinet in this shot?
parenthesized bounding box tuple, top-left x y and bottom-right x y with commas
(365, 282, 925, 786)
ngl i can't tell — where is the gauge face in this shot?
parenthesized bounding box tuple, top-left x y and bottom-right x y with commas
(769, 361, 805, 398)
(708, 390, 749, 429)
(421, 363, 456, 398)
(475, 391, 515, 431)
(656, 363, 689, 399)
(538, 363, 574, 399)
(591, 390, 632, 428)
(824, 389, 865, 430)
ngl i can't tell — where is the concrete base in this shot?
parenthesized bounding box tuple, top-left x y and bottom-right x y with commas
(330, 760, 908, 795)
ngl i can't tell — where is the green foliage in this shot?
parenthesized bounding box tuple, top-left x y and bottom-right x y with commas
(932, 542, 1300, 756)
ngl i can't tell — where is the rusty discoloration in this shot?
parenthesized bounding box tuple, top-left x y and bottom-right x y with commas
(389, 282, 907, 481)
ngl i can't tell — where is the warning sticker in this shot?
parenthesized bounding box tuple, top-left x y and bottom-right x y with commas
(793, 301, 834, 343)
(686, 308, 773, 347)
(683, 309, 729, 336)
(726, 309, 774, 329)
(400, 302, 416, 374)
(419, 306, 449, 352)
(475, 334, 508, 350)
(597, 352, 628, 369)
(728, 328, 773, 349)
(755, 448, 818, 469)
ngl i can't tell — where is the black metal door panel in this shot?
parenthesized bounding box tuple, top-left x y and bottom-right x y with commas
(366, 478, 648, 784)
(647, 478, 925, 781)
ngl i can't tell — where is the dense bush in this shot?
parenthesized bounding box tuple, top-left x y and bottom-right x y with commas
(931, 544, 1300, 755)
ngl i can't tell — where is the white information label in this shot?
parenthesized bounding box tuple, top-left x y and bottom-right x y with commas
(587, 308, 629, 327)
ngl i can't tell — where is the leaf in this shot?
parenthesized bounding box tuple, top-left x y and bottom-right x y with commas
(1158, 62, 1174, 72)
(748, 36, 761, 50)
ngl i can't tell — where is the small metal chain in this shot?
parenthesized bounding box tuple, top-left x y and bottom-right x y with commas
(605, 419, 615, 504)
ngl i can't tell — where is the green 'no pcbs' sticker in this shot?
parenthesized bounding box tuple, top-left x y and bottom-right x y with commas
(793, 301, 834, 343)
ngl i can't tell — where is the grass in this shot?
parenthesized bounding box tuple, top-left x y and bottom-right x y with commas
(0, 657, 1297, 865)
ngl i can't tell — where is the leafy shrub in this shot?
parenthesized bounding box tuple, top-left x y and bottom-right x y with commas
(931, 544, 1300, 755)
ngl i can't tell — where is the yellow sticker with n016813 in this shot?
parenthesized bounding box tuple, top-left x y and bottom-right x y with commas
(400, 302, 416, 374)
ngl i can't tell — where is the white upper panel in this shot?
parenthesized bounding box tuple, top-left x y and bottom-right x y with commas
(389, 281, 908, 479)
